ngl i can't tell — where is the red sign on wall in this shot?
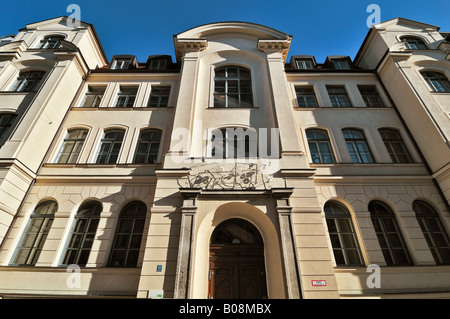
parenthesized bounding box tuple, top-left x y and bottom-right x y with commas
(311, 280, 327, 287)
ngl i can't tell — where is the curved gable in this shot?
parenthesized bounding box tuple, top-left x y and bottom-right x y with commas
(175, 21, 291, 40)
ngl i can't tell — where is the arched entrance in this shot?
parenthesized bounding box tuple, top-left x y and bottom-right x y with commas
(208, 218, 267, 299)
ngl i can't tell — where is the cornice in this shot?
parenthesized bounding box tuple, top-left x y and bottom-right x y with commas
(0, 41, 28, 61)
(257, 38, 292, 63)
(174, 38, 207, 62)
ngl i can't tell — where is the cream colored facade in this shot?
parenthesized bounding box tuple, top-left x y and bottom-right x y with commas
(0, 16, 448, 299)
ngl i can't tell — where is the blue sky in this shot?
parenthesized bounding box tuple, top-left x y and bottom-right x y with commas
(0, 0, 448, 64)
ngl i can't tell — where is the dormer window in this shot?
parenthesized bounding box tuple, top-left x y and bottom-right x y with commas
(295, 58, 314, 70)
(331, 58, 351, 70)
(148, 59, 167, 70)
(401, 36, 428, 50)
(39, 35, 64, 49)
(111, 58, 132, 70)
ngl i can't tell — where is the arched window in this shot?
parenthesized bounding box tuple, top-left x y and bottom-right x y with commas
(421, 71, 450, 93)
(369, 200, 412, 266)
(210, 127, 257, 158)
(11, 70, 46, 92)
(133, 129, 162, 164)
(306, 129, 335, 163)
(413, 200, 450, 265)
(95, 129, 125, 164)
(378, 128, 412, 163)
(62, 201, 102, 266)
(342, 128, 374, 163)
(324, 201, 363, 266)
(56, 129, 88, 164)
(401, 36, 428, 50)
(213, 66, 253, 108)
(12, 200, 57, 265)
(38, 35, 64, 49)
(108, 201, 147, 267)
(211, 219, 263, 245)
(0, 113, 17, 140)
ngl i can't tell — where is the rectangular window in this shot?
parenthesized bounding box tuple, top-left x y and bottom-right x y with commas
(111, 58, 132, 70)
(332, 59, 351, 70)
(306, 129, 335, 163)
(327, 86, 352, 107)
(39, 36, 64, 49)
(295, 86, 318, 107)
(96, 129, 125, 164)
(56, 129, 88, 164)
(379, 129, 412, 163)
(213, 66, 253, 108)
(147, 86, 171, 107)
(115, 86, 138, 108)
(148, 59, 167, 70)
(421, 72, 450, 93)
(343, 129, 374, 163)
(295, 59, 314, 69)
(11, 71, 45, 92)
(134, 129, 162, 164)
(81, 86, 106, 107)
(358, 85, 384, 107)
(0, 113, 17, 140)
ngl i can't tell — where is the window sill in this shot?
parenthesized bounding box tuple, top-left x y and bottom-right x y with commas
(207, 106, 258, 109)
(44, 163, 161, 167)
(429, 91, 450, 95)
(294, 106, 391, 109)
(0, 90, 37, 94)
(309, 162, 422, 167)
(71, 106, 173, 110)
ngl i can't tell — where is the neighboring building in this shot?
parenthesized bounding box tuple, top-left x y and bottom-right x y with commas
(0, 16, 448, 299)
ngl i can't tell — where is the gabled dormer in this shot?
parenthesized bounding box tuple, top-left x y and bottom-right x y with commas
(109, 55, 139, 70)
(146, 55, 174, 70)
(324, 55, 353, 70)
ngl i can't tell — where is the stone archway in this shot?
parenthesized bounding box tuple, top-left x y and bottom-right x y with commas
(208, 218, 267, 299)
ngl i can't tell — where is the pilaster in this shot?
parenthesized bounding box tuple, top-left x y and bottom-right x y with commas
(173, 188, 201, 299)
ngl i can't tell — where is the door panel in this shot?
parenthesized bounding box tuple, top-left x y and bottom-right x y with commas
(209, 262, 237, 299)
(209, 246, 267, 299)
(238, 263, 267, 299)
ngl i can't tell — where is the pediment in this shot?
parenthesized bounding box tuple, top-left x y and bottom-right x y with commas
(24, 16, 91, 31)
(175, 21, 291, 41)
(375, 17, 440, 32)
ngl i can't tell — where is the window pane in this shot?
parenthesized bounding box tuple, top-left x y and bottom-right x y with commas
(13, 201, 57, 265)
(333, 250, 345, 265)
(214, 66, 253, 107)
(325, 201, 363, 266)
(370, 201, 412, 266)
(108, 201, 146, 267)
(347, 249, 362, 265)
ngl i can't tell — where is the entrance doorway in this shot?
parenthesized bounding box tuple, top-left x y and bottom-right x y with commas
(208, 219, 267, 299)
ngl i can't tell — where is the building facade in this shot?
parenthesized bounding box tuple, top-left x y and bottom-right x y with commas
(0, 16, 449, 299)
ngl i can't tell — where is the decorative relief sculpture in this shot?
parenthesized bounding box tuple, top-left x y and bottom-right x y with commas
(177, 163, 274, 190)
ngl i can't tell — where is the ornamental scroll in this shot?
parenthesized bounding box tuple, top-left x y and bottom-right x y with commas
(177, 163, 274, 190)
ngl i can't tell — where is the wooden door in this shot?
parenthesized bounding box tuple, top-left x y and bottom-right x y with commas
(208, 219, 267, 299)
